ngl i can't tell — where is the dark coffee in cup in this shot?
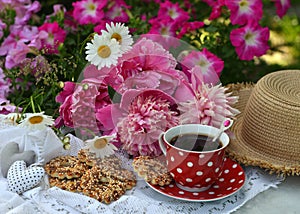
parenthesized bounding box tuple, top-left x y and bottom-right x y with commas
(169, 133, 222, 152)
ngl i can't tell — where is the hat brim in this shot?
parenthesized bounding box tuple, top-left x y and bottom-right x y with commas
(225, 83, 300, 176)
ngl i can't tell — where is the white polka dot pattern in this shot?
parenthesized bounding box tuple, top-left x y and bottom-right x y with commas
(147, 158, 246, 202)
(7, 160, 45, 194)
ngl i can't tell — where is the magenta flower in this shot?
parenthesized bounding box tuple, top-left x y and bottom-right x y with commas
(0, 20, 6, 40)
(273, 0, 291, 18)
(14, 0, 41, 25)
(116, 89, 178, 156)
(0, 67, 10, 99)
(157, 0, 189, 23)
(230, 21, 270, 60)
(105, 0, 130, 23)
(0, 98, 20, 115)
(177, 21, 204, 38)
(56, 81, 76, 104)
(181, 48, 224, 84)
(72, 0, 107, 25)
(38, 22, 66, 54)
(5, 41, 30, 69)
(120, 38, 177, 75)
(178, 84, 240, 128)
(0, 25, 39, 56)
(208, 0, 225, 20)
(225, 0, 263, 25)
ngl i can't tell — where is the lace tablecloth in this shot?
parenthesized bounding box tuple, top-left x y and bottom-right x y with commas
(0, 122, 283, 214)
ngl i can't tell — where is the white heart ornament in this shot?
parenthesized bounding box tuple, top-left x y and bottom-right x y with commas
(7, 160, 45, 194)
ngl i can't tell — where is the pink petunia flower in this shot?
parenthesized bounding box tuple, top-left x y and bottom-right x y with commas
(181, 48, 224, 84)
(14, 0, 41, 25)
(0, 67, 11, 99)
(225, 0, 263, 25)
(5, 41, 30, 69)
(208, 0, 225, 20)
(116, 89, 179, 156)
(105, 0, 130, 23)
(177, 21, 205, 38)
(72, 0, 107, 25)
(0, 98, 21, 115)
(0, 20, 6, 40)
(38, 22, 66, 54)
(0, 25, 39, 56)
(157, 0, 190, 23)
(178, 83, 240, 128)
(230, 21, 270, 60)
(273, 0, 291, 18)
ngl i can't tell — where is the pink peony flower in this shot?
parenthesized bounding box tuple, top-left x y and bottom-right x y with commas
(273, 0, 291, 18)
(225, 0, 263, 25)
(181, 48, 224, 84)
(178, 83, 240, 128)
(117, 89, 178, 156)
(72, 0, 107, 25)
(122, 38, 177, 74)
(230, 21, 270, 60)
(38, 22, 66, 54)
(56, 81, 76, 104)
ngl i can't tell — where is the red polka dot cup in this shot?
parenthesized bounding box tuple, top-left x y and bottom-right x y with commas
(159, 124, 230, 192)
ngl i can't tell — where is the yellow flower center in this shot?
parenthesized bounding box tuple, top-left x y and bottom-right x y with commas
(94, 138, 108, 149)
(29, 116, 44, 124)
(111, 33, 122, 43)
(97, 45, 111, 58)
(88, 3, 96, 11)
(239, 0, 248, 7)
(198, 60, 208, 67)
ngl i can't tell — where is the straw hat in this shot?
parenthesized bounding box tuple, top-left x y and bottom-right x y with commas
(226, 70, 300, 176)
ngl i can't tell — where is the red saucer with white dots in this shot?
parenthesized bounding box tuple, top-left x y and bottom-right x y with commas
(147, 157, 245, 202)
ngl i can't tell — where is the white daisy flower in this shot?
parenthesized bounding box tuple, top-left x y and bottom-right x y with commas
(19, 112, 54, 130)
(0, 113, 22, 125)
(101, 22, 133, 53)
(85, 33, 122, 69)
(84, 135, 117, 159)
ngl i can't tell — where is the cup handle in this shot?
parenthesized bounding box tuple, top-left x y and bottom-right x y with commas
(158, 132, 167, 155)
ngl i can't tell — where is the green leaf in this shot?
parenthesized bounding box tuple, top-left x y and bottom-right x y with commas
(108, 85, 122, 103)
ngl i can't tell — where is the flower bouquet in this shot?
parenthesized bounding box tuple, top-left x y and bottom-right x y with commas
(55, 22, 240, 157)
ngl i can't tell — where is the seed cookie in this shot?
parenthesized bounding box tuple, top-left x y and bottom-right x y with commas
(132, 156, 173, 186)
(44, 155, 89, 179)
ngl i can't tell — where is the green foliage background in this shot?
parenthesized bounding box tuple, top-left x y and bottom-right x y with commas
(3, 0, 300, 116)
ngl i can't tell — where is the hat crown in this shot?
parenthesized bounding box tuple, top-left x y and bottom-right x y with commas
(241, 70, 300, 163)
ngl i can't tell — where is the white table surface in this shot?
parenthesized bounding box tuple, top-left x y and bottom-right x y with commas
(233, 175, 300, 214)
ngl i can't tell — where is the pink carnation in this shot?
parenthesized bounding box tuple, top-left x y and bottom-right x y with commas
(225, 0, 263, 25)
(117, 89, 178, 156)
(178, 84, 240, 128)
(38, 22, 66, 54)
(72, 0, 107, 25)
(230, 21, 270, 60)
